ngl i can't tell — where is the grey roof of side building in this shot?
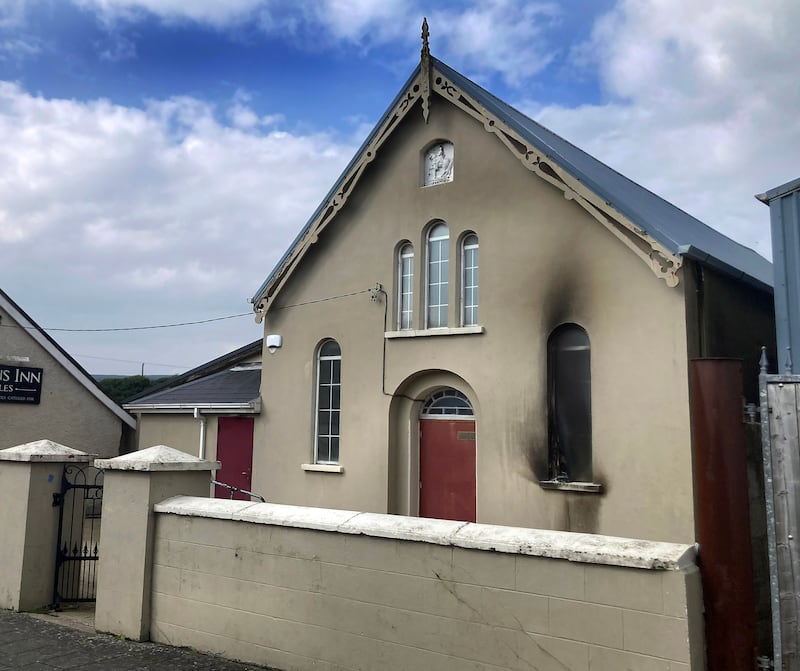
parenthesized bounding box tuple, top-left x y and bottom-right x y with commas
(252, 57, 773, 303)
(124, 366, 261, 407)
(124, 339, 263, 404)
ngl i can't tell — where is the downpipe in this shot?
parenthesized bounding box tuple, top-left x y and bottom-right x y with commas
(193, 407, 207, 459)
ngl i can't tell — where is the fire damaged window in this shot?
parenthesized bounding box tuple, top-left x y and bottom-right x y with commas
(547, 324, 592, 482)
(315, 339, 341, 464)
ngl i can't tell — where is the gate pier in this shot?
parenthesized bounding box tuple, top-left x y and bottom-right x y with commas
(0, 440, 94, 611)
(94, 445, 218, 641)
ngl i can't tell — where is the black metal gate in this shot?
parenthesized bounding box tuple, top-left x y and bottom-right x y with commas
(52, 464, 103, 604)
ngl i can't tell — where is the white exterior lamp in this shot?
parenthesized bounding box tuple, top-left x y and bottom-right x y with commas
(266, 334, 282, 354)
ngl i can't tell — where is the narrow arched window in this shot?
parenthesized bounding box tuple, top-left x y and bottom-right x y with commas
(461, 233, 479, 326)
(315, 340, 341, 464)
(427, 222, 449, 328)
(398, 243, 414, 330)
(547, 325, 591, 482)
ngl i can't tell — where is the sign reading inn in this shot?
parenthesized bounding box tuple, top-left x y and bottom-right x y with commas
(0, 365, 43, 404)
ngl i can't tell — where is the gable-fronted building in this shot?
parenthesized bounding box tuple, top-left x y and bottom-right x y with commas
(0, 288, 135, 456)
(247, 46, 774, 544)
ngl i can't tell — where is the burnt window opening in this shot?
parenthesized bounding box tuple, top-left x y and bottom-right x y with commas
(547, 324, 592, 482)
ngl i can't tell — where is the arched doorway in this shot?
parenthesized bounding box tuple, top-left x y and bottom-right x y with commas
(419, 389, 476, 522)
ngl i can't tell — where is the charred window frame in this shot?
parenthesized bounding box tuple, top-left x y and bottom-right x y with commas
(314, 339, 341, 464)
(547, 324, 592, 482)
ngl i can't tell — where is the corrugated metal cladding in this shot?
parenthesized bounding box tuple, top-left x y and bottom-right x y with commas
(761, 177, 800, 373)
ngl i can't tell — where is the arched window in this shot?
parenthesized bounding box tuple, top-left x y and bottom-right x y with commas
(547, 325, 591, 482)
(427, 222, 449, 328)
(315, 340, 341, 464)
(461, 233, 479, 326)
(420, 389, 474, 418)
(397, 243, 414, 330)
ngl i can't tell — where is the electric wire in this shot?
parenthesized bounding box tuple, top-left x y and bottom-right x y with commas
(74, 353, 190, 369)
(271, 288, 372, 311)
(0, 288, 373, 333)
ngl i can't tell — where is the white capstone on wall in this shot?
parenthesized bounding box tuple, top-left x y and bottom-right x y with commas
(95, 444, 220, 471)
(0, 439, 92, 462)
(155, 496, 696, 570)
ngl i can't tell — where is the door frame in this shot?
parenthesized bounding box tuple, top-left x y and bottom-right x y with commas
(416, 387, 477, 521)
(214, 415, 255, 500)
(387, 373, 478, 519)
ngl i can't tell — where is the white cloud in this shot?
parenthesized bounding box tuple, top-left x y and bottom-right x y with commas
(0, 0, 27, 29)
(71, 0, 266, 26)
(308, 0, 414, 46)
(67, 0, 561, 86)
(227, 103, 259, 129)
(0, 36, 41, 61)
(524, 0, 800, 258)
(3, 0, 797, 375)
(124, 266, 178, 289)
(96, 31, 136, 62)
(431, 1, 560, 86)
(0, 81, 356, 371)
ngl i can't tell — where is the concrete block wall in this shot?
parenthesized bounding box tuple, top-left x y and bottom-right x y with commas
(149, 498, 704, 670)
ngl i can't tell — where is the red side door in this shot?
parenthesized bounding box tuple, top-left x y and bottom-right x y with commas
(419, 418, 476, 522)
(214, 416, 254, 500)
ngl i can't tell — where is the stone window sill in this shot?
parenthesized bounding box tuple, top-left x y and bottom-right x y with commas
(539, 480, 603, 494)
(301, 463, 344, 474)
(385, 325, 484, 339)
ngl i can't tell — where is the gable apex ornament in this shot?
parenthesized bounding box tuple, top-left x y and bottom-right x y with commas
(420, 17, 431, 123)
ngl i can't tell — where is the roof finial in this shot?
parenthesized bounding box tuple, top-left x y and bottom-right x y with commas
(420, 17, 431, 124)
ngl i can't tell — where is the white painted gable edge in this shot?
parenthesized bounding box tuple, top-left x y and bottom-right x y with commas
(251, 63, 683, 319)
(0, 289, 136, 429)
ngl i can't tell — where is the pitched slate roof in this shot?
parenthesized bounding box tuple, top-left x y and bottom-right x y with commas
(0, 288, 136, 428)
(125, 365, 261, 408)
(124, 339, 262, 403)
(433, 60, 772, 289)
(252, 57, 772, 306)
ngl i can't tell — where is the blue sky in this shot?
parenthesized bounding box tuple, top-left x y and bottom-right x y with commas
(7, 1, 608, 126)
(0, 0, 797, 375)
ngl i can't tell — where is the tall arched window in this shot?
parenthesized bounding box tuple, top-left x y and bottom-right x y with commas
(461, 233, 479, 326)
(547, 325, 591, 482)
(427, 222, 449, 328)
(315, 340, 341, 464)
(397, 243, 414, 330)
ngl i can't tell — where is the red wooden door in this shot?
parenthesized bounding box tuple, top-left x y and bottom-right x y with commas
(214, 417, 254, 500)
(419, 419, 476, 522)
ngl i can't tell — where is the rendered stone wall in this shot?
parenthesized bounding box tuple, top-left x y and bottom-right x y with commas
(0, 305, 128, 458)
(149, 498, 705, 670)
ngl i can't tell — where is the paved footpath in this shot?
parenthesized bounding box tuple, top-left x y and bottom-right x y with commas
(0, 610, 276, 671)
